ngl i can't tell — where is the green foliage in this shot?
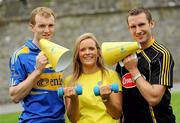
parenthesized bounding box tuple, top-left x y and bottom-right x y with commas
(171, 92, 180, 122)
(0, 92, 179, 123)
(0, 112, 19, 123)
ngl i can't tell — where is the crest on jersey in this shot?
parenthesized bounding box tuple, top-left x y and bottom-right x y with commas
(122, 73, 136, 88)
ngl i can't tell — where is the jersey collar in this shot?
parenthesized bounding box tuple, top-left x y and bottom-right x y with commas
(136, 38, 155, 53)
(25, 40, 40, 52)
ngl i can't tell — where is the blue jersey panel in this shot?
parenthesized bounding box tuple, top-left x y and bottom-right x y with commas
(9, 40, 65, 123)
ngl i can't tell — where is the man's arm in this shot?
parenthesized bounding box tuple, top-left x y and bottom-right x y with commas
(9, 69, 41, 103)
(9, 52, 47, 103)
(130, 68, 166, 106)
(123, 54, 166, 106)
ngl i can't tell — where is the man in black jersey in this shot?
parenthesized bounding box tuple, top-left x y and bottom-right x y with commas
(116, 7, 176, 123)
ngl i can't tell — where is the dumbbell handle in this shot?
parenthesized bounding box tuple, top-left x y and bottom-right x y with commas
(57, 85, 82, 97)
(93, 83, 119, 96)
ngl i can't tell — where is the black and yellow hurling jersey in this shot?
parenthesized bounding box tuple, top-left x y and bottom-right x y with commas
(116, 39, 175, 123)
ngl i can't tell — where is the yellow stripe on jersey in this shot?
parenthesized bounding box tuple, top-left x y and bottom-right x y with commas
(33, 72, 63, 90)
(152, 41, 170, 86)
(15, 46, 29, 60)
(149, 106, 157, 123)
(139, 38, 155, 63)
(30, 91, 48, 95)
(141, 51, 151, 63)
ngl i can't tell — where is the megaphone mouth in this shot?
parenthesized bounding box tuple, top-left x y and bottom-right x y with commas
(39, 39, 72, 72)
(56, 51, 72, 72)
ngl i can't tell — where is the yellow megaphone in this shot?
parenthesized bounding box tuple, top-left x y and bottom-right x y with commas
(39, 39, 72, 72)
(101, 42, 141, 66)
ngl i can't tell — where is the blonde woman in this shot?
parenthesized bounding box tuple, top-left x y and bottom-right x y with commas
(64, 33, 122, 123)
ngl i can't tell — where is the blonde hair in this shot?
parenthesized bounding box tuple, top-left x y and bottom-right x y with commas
(72, 33, 107, 81)
(29, 7, 55, 25)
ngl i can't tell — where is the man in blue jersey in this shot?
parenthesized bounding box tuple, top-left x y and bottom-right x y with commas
(116, 7, 175, 123)
(9, 7, 65, 123)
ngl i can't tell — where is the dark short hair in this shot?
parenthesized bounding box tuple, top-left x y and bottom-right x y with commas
(127, 7, 152, 24)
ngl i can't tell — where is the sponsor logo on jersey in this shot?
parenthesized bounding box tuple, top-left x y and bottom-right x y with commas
(122, 73, 136, 88)
(33, 72, 63, 90)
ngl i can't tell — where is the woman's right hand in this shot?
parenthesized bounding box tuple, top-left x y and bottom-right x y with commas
(64, 87, 78, 99)
(99, 84, 111, 100)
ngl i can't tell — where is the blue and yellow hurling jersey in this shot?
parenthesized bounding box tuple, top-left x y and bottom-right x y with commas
(9, 40, 65, 123)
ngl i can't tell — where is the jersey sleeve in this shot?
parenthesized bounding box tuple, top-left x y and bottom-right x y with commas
(151, 51, 174, 88)
(9, 54, 27, 86)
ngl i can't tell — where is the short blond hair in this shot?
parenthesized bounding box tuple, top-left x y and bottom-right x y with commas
(29, 7, 55, 25)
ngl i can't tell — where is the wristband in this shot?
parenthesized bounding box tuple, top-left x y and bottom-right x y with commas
(132, 74, 142, 82)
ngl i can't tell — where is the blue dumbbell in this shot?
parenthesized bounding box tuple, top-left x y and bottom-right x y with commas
(93, 83, 119, 96)
(57, 85, 82, 97)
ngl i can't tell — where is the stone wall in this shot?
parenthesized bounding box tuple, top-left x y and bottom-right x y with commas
(0, 0, 180, 103)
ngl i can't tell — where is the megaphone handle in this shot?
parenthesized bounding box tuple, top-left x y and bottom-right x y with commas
(119, 61, 124, 67)
(132, 53, 137, 59)
(45, 63, 52, 68)
(119, 53, 137, 67)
